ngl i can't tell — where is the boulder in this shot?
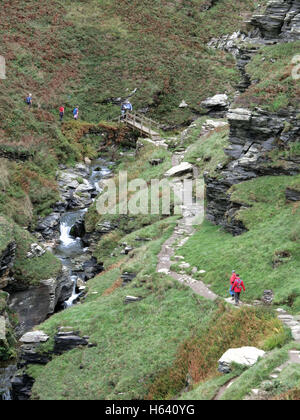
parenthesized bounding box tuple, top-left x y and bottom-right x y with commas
(286, 187, 300, 202)
(19, 331, 49, 344)
(164, 162, 193, 178)
(201, 94, 229, 108)
(26, 243, 46, 259)
(218, 346, 265, 373)
(36, 213, 61, 239)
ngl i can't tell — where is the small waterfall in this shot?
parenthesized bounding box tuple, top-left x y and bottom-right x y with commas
(64, 275, 82, 308)
(0, 364, 16, 401)
(60, 222, 77, 247)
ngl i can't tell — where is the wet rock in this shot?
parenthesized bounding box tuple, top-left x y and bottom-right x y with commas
(82, 257, 104, 280)
(36, 213, 61, 239)
(11, 374, 35, 400)
(70, 217, 86, 238)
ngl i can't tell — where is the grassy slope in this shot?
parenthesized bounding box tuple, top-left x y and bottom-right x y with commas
(175, 174, 300, 311)
(235, 41, 300, 111)
(0, 0, 262, 227)
(0, 215, 62, 286)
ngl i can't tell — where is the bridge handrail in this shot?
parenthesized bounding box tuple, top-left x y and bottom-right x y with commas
(110, 111, 161, 139)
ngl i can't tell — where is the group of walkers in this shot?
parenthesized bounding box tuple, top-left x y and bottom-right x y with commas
(25, 93, 132, 122)
(229, 270, 245, 305)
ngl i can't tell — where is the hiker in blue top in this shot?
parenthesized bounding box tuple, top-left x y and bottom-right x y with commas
(73, 106, 79, 120)
(121, 100, 133, 119)
(26, 93, 32, 108)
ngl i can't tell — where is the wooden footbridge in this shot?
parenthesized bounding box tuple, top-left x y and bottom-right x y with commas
(115, 111, 161, 141)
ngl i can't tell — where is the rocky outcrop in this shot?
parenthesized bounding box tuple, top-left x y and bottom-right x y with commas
(8, 266, 73, 337)
(205, 107, 300, 234)
(249, 0, 300, 41)
(0, 242, 16, 281)
(201, 94, 230, 116)
(11, 328, 94, 399)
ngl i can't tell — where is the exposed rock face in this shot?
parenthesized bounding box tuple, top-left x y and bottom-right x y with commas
(8, 266, 73, 337)
(250, 0, 300, 41)
(201, 94, 230, 116)
(0, 242, 16, 279)
(36, 213, 61, 240)
(205, 107, 300, 235)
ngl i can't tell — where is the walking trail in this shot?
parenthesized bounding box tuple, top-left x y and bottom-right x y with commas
(155, 147, 300, 400)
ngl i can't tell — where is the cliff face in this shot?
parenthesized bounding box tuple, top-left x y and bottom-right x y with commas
(0, 217, 73, 339)
(205, 108, 300, 235)
(250, 0, 300, 40)
(204, 1, 300, 235)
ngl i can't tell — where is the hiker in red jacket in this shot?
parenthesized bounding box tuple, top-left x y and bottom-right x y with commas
(231, 275, 245, 305)
(59, 106, 65, 122)
(229, 270, 237, 300)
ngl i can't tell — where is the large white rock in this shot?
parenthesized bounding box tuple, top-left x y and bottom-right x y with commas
(201, 94, 229, 108)
(164, 162, 193, 178)
(219, 346, 265, 367)
(19, 331, 49, 344)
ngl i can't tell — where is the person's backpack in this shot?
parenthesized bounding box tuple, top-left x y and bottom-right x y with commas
(235, 278, 242, 290)
(26, 96, 31, 104)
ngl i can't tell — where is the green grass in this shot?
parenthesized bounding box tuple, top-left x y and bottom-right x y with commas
(29, 215, 217, 400)
(219, 342, 300, 400)
(174, 175, 300, 311)
(235, 41, 300, 111)
(0, 215, 61, 287)
(184, 123, 229, 174)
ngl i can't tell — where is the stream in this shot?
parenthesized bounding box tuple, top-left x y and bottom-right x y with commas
(0, 157, 112, 400)
(54, 158, 112, 308)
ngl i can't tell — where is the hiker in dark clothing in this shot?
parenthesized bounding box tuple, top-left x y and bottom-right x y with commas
(231, 275, 245, 305)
